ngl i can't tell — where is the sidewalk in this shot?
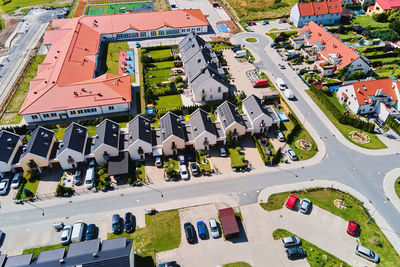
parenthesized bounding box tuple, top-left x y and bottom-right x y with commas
(257, 180, 400, 256)
(383, 168, 400, 213)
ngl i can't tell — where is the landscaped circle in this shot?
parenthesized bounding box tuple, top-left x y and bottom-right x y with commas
(349, 131, 370, 144)
(295, 139, 312, 151)
(334, 199, 347, 209)
(245, 37, 258, 43)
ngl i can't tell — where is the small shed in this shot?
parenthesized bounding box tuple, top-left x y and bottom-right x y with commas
(219, 207, 239, 239)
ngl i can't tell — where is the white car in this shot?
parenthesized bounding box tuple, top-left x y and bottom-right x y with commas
(180, 165, 189, 180)
(71, 221, 85, 243)
(287, 148, 298, 161)
(60, 224, 73, 245)
(276, 130, 285, 142)
(85, 167, 95, 189)
(281, 236, 301, 248)
(209, 218, 220, 238)
(300, 198, 311, 214)
(355, 245, 379, 263)
(0, 178, 10, 195)
(11, 173, 21, 189)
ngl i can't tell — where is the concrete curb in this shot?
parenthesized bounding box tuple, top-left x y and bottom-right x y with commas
(383, 168, 400, 213)
(257, 180, 400, 255)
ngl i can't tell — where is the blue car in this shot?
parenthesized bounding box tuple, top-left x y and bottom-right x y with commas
(85, 224, 96, 240)
(196, 221, 207, 240)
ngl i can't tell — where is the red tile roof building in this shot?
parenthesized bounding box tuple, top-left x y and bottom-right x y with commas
(20, 9, 209, 123)
(337, 78, 400, 121)
(367, 0, 400, 15)
(297, 21, 371, 76)
(290, 0, 342, 27)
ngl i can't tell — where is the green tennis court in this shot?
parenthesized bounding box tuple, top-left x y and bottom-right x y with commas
(88, 7, 104, 15)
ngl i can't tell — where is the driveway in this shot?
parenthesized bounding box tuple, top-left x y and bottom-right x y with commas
(208, 147, 232, 174)
(36, 168, 63, 199)
(145, 158, 166, 184)
(240, 136, 265, 170)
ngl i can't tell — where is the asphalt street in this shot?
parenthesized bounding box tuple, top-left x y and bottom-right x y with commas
(1, 26, 400, 256)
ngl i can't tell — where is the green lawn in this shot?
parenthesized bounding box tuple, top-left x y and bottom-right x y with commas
(146, 69, 171, 86)
(135, 162, 146, 183)
(395, 177, 400, 199)
(23, 243, 66, 257)
(261, 188, 400, 266)
(107, 210, 181, 253)
(52, 125, 97, 140)
(147, 61, 175, 69)
(0, 0, 54, 13)
(306, 90, 386, 149)
(245, 37, 258, 43)
(154, 94, 182, 109)
(228, 148, 247, 168)
(22, 179, 39, 199)
(338, 32, 362, 42)
(223, 262, 252, 267)
(197, 151, 212, 172)
(353, 15, 390, 30)
(0, 55, 46, 125)
(273, 229, 350, 267)
(105, 42, 128, 74)
(374, 64, 400, 78)
(148, 49, 171, 59)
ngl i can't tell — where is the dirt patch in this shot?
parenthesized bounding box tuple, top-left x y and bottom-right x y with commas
(295, 139, 312, 151)
(74, 0, 87, 17)
(349, 131, 370, 144)
(0, 17, 19, 53)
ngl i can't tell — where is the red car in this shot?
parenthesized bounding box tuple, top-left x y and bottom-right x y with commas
(285, 194, 298, 210)
(347, 220, 359, 236)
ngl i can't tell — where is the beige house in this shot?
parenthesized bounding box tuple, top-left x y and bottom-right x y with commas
(216, 101, 247, 139)
(160, 112, 186, 156)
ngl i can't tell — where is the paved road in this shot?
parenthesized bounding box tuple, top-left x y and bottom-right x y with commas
(1, 29, 400, 258)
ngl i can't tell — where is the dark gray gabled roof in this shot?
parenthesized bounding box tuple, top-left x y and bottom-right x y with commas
(128, 115, 152, 146)
(0, 130, 21, 164)
(34, 248, 65, 267)
(0, 255, 6, 267)
(190, 67, 229, 94)
(4, 254, 33, 267)
(22, 127, 54, 158)
(160, 112, 185, 141)
(189, 108, 216, 139)
(93, 119, 119, 150)
(178, 31, 208, 62)
(57, 123, 87, 155)
(242, 94, 274, 124)
(217, 101, 245, 129)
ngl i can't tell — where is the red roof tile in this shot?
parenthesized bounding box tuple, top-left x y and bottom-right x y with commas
(376, 0, 400, 10)
(352, 78, 397, 105)
(297, 0, 342, 16)
(20, 10, 209, 115)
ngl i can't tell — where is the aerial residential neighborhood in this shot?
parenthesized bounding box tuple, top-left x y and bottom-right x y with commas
(0, 0, 400, 266)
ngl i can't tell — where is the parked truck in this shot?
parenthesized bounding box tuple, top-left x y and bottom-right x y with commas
(284, 89, 295, 99)
(234, 50, 247, 58)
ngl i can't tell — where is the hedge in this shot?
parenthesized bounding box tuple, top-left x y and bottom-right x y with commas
(253, 136, 267, 165)
(153, 88, 183, 97)
(309, 84, 375, 133)
(286, 113, 302, 144)
(386, 116, 400, 135)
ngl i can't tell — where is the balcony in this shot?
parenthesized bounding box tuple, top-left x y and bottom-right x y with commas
(67, 157, 75, 164)
(103, 153, 110, 161)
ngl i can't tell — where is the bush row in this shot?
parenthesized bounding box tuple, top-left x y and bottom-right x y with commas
(286, 113, 302, 144)
(386, 116, 400, 135)
(253, 136, 267, 165)
(310, 84, 375, 133)
(153, 89, 184, 97)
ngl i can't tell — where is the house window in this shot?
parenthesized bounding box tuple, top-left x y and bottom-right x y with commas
(116, 34, 122, 38)
(70, 111, 74, 115)
(151, 31, 156, 36)
(31, 115, 38, 120)
(109, 106, 115, 111)
(196, 27, 201, 31)
(158, 30, 164, 35)
(182, 28, 186, 33)
(369, 107, 373, 111)
(218, 87, 221, 92)
(210, 95, 213, 99)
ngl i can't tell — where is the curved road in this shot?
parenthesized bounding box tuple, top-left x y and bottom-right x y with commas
(1, 31, 400, 254)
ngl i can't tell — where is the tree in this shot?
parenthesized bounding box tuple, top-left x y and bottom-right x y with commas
(322, 86, 330, 94)
(346, 70, 365, 81)
(390, 19, 400, 35)
(271, 148, 282, 165)
(373, 12, 388, 22)
(165, 166, 178, 179)
(174, 76, 183, 83)
(226, 130, 233, 147)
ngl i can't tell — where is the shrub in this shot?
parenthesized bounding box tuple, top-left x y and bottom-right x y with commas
(271, 147, 282, 165)
(176, 82, 184, 88)
(346, 70, 365, 81)
(174, 76, 183, 83)
(373, 12, 388, 22)
(322, 86, 330, 94)
(235, 146, 241, 152)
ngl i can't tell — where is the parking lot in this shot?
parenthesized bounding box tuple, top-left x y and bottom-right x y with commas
(156, 202, 372, 267)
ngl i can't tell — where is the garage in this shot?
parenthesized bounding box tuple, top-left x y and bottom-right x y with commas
(219, 207, 239, 239)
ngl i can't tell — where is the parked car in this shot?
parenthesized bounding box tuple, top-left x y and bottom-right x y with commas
(270, 42, 277, 48)
(85, 167, 95, 189)
(280, 18, 287, 23)
(276, 130, 285, 142)
(85, 224, 96, 241)
(281, 236, 301, 248)
(231, 45, 241, 52)
(112, 214, 123, 234)
(209, 218, 220, 238)
(277, 18, 283, 24)
(60, 224, 73, 245)
(184, 222, 196, 244)
(178, 154, 185, 165)
(125, 212, 135, 233)
(0, 178, 10, 195)
(155, 157, 163, 168)
(180, 165, 189, 180)
(71, 221, 86, 243)
(286, 247, 306, 260)
(74, 170, 82, 185)
(135, 42, 141, 48)
(190, 162, 199, 176)
(355, 245, 379, 263)
(287, 148, 298, 161)
(219, 147, 227, 157)
(11, 173, 21, 189)
(278, 63, 286, 69)
(347, 220, 359, 236)
(196, 221, 207, 240)
(88, 160, 95, 168)
(262, 20, 269, 25)
(285, 194, 298, 210)
(300, 198, 311, 214)
(157, 262, 177, 267)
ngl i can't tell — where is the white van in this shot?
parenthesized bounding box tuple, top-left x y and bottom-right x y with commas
(70, 221, 85, 243)
(234, 50, 247, 58)
(276, 78, 287, 90)
(284, 89, 295, 99)
(85, 167, 95, 189)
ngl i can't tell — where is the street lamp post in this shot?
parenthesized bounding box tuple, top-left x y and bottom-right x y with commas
(142, 183, 163, 198)
(367, 201, 387, 224)
(24, 201, 45, 216)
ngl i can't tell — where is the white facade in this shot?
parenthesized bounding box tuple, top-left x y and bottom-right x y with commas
(193, 131, 217, 151)
(92, 143, 119, 165)
(347, 57, 372, 75)
(0, 139, 22, 174)
(162, 135, 185, 156)
(19, 136, 56, 172)
(290, 4, 342, 28)
(192, 79, 229, 102)
(128, 139, 152, 161)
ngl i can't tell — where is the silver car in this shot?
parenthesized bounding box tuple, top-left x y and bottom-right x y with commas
(276, 130, 285, 142)
(287, 148, 298, 161)
(60, 224, 73, 245)
(355, 245, 379, 263)
(300, 198, 311, 214)
(282, 236, 301, 248)
(0, 178, 10, 195)
(209, 218, 220, 238)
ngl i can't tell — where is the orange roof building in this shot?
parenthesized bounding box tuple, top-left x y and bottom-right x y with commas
(298, 21, 371, 76)
(20, 9, 209, 124)
(290, 0, 342, 27)
(337, 78, 400, 120)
